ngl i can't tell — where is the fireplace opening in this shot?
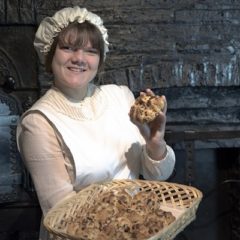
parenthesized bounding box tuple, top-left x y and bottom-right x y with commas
(173, 146, 240, 240)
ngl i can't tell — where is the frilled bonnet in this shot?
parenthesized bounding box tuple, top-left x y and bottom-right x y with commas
(34, 6, 109, 64)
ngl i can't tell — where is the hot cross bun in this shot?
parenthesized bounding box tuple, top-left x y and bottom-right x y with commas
(130, 94, 165, 123)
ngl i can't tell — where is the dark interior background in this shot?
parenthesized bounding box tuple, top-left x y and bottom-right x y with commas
(0, 1, 239, 240)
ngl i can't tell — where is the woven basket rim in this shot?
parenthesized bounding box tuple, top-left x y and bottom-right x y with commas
(44, 180, 203, 240)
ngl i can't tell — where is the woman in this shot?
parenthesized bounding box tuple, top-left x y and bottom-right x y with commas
(16, 6, 175, 239)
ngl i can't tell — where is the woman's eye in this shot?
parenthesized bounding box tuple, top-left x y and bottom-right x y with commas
(60, 46, 74, 51)
(85, 48, 99, 54)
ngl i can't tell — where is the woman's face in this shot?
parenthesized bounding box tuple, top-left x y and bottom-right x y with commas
(51, 41, 100, 90)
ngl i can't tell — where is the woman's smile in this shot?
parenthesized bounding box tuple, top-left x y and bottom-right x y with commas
(67, 65, 87, 73)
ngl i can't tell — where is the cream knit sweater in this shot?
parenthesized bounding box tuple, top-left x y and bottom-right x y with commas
(17, 84, 175, 216)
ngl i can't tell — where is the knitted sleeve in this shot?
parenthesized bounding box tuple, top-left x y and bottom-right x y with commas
(17, 112, 76, 215)
(116, 85, 176, 180)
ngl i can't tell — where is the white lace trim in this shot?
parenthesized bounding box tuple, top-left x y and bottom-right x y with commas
(34, 6, 109, 64)
(39, 84, 108, 121)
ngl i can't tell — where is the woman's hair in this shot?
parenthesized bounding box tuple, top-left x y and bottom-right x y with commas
(45, 20, 105, 73)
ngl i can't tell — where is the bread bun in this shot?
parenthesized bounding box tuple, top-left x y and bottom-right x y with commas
(130, 94, 164, 123)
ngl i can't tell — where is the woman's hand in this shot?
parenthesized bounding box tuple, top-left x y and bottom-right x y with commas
(129, 89, 167, 160)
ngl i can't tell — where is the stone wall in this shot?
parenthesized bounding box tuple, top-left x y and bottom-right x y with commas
(0, 0, 239, 132)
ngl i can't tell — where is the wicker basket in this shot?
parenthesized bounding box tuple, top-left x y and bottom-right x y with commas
(44, 180, 202, 240)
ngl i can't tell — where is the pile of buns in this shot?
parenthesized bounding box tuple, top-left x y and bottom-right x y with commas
(65, 188, 175, 240)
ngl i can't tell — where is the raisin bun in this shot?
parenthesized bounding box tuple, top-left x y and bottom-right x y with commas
(130, 94, 165, 123)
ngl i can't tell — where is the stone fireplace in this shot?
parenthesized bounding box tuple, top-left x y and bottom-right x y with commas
(0, 1, 239, 240)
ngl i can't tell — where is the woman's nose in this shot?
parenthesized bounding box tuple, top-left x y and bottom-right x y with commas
(71, 49, 86, 62)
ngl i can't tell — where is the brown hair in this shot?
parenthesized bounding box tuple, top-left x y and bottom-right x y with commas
(45, 21, 105, 73)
